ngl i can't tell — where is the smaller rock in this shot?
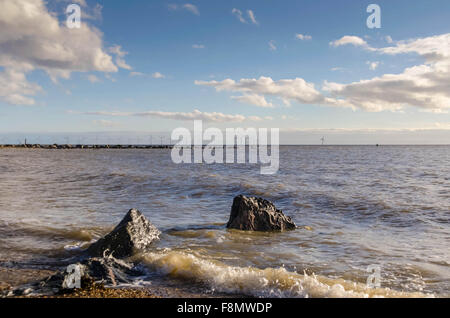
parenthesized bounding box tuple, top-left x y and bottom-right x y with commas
(87, 209, 160, 258)
(81, 257, 140, 285)
(19, 256, 145, 296)
(226, 195, 296, 231)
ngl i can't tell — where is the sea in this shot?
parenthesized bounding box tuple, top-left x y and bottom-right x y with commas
(0, 146, 448, 297)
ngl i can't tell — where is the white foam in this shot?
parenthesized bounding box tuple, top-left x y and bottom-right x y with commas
(136, 250, 433, 298)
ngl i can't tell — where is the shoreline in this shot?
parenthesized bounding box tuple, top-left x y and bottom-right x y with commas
(0, 267, 231, 298)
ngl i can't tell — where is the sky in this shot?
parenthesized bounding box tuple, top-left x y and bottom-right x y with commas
(0, 0, 449, 144)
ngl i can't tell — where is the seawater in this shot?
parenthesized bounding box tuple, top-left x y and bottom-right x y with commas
(0, 146, 448, 297)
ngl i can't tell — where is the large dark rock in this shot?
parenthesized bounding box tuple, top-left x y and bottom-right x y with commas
(226, 195, 296, 231)
(87, 209, 160, 258)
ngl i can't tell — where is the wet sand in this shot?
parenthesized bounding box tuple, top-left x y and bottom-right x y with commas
(49, 285, 160, 298)
(0, 267, 56, 293)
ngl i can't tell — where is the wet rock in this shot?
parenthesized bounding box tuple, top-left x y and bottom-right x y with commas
(4, 256, 146, 297)
(87, 209, 160, 258)
(226, 195, 296, 231)
(80, 257, 142, 285)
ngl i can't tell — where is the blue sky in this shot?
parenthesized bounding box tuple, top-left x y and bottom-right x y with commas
(0, 0, 449, 144)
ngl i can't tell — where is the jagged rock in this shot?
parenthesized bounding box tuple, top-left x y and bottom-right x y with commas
(87, 209, 160, 258)
(226, 195, 296, 231)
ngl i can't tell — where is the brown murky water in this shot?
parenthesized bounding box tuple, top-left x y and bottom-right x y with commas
(0, 146, 449, 297)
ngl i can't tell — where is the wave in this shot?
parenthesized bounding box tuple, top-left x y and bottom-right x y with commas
(0, 220, 108, 243)
(134, 250, 433, 298)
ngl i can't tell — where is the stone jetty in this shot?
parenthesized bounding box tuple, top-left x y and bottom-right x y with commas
(0, 144, 173, 149)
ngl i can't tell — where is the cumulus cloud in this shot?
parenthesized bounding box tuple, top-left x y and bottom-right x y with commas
(325, 33, 450, 112)
(377, 34, 450, 62)
(296, 34, 312, 41)
(0, 68, 41, 105)
(195, 76, 326, 105)
(231, 94, 274, 108)
(0, 0, 126, 105)
(330, 36, 368, 47)
(199, 34, 450, 113)
(72, 109, 267, 123)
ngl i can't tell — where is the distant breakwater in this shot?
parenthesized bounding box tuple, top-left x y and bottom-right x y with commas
(0, 144, 281, 149)
(0, 144, 173, 149)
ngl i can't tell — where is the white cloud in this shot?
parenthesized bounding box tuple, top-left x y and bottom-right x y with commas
(108, 45, 132, 70)
(169, 3, 199, 15)
(183, 4, 199, 15)
(330, 36, 368, 47)
(377, 34, 450, 62)
(231, 94, 274, 108)
(0, 68, 41, 105)
(247, 10, 258, 25)
(385, 36, 393, 44)
(197, 34, 450, 113)
(268, 40, 277, 51)
(367, 61, 380, 70)
(198, 34, 450, 113)
(74, 109, 266, 123)
(295, 34, 312, 41)
(192, 44, 205, 49)
(195, 76, 325, 105)
(128, 71, 164, 78)
(152, 72, 165, 79)
(232, 8, 247, 23)
(0, 0, 124, 105)
(325, 33, 450, 112)
(232, 9, 258, 25)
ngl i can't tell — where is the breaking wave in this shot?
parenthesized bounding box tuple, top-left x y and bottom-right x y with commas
(135, 250, 433, 298)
